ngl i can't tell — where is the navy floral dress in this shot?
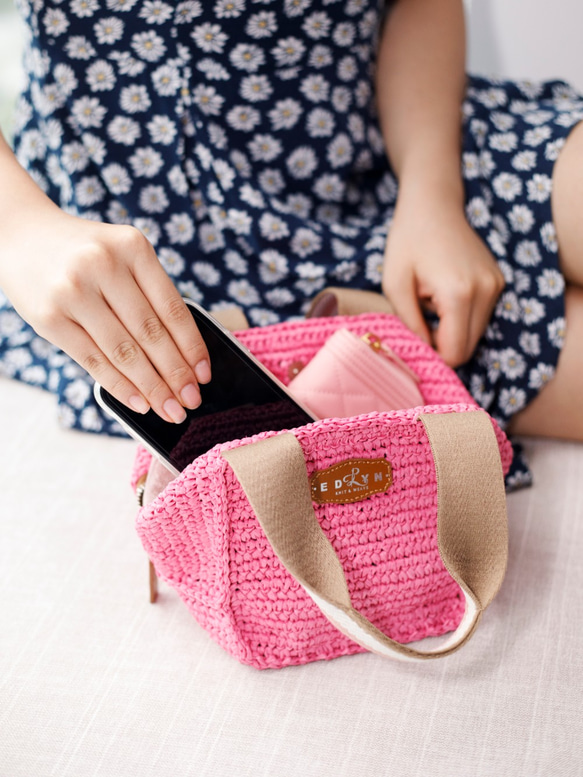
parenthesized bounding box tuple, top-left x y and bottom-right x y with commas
(1, 0, 582, 487)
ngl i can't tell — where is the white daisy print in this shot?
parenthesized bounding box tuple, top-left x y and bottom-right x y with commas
(540, 222, 558, 253)
(265, 287, 295, 307)
(508, 204, 534, 234)
(259, 168, 285, 194)
(152, 63, 182, 96)
(157, 248, 186, 277)
(528, 363, 555, 390)
(240, 75, 273, 102)
(189, 264, 220, 290)
(129, 146, 163, 178)
(61, 141, 89, 173)
(259, 212, 290, 241)
(259, 249, 289, 284)
(523, 125, 552, 147)
(103, 163, 132, 195)
(500, 347, 526, 379)
(492, 172, 522, 201)
(224, 250, 248, 275)
(213, 159, 236, 190)
(64, 36, 96, 60)
(537, 269, 565, 298)
(284, 0, 311, 18)
(511, 150, 537, 171)
(248, 308, 280, 327)
(519, 331, 541, 357)
(272, 37, 307, 68)
(365, 252, 384, 284)
(107, 116, 141, 146)
(147, 115, 177, 145)
(248, 134, 282, 162)
(131, 31, 166, 62)
(291, 228, 322, 258)
(247, 11, 277, 37)
(191, 23, 228, 54)
(499, 387, 527, 415)
(70, 96, 107, 129)
(43, 9, 69, 36)
(327, 133, 353, 168)
(94, 17, 124, 44)
(139, 184, 169, 213)
(333, 22, 355, 47)
(306, 108, 335, 138)
(286, 146, 318, 179)
(496, 291, 521, 323)
(515, 240, 542, 267)
(547, 318, 566, 349)
(196, 58, 230, 81)
(489, 132, 518, 153)
(71, 0, 99, 18)
(309, 45, 333, 69)
(120, 85, 151, 113)
(300, 74, 330, 103)
(228, 279, 261, 306)
(214, 0, 245, 18)
(110, 51, 145, 76)
(134, 217, 161, 246)
(193, 85, 224, 116)
(226, 105, 261, 132)
(139, 0, 173, 24)
(466, 197, 491, 229)
(526, 174, 552, 203)
(229, 43, 265, 72)
(268, 98, 303, 130)
(198, 223, 226, 254)
(303, 12, 332, 39)
(313, 173, 344, 202)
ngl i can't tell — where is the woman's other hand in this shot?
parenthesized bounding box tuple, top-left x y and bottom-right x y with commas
(382, 196, 505, 368)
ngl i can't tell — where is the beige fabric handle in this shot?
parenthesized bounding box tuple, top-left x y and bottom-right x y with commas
(222, 410, 508, 661)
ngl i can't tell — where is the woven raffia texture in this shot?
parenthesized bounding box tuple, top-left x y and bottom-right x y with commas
(132, 314, 512, 668)
(136, 406, 512, 670)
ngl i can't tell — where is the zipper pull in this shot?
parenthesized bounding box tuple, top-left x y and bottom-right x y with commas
(361, 332, 421, 383)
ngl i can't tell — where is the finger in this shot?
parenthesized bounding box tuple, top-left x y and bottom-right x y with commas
(433, 293, 473, 367)
(49, 319, 154, 417)
(68, 294, 190, 423)
(383, 270, 432, 345)
(98, 269, 207, 408)
(132, 254, 211, 384)
(465, 278, 502, 359)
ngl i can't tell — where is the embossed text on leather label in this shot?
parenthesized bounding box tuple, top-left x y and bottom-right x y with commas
(310, 458, 392, 504)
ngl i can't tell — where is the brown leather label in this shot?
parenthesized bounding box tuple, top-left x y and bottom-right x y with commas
(310, 458, 392, 504)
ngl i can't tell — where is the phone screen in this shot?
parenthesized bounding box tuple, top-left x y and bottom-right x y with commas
(97, 303, 314, 472)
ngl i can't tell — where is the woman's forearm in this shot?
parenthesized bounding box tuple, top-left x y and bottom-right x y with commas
(0, 128, 62, 277)
(376, 0, 467, 206)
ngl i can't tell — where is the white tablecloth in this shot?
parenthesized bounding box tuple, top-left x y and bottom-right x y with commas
(1, 378, 582, 777)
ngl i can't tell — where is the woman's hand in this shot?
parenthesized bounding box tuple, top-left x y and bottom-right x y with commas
(382, 197, 505, 368)
(2, 207, 211, 424)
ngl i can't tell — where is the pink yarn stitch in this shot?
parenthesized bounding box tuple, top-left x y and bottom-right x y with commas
(137, 404, 511, 669)
(131, 312, 512, 669)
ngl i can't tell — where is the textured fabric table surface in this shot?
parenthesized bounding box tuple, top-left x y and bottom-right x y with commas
(1, 377, 582, 777)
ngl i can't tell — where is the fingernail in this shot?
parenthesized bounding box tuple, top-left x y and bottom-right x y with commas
(163, 398, 187, 424)
(181, 383, 201, 409)
(195, 359, 211, 384)
(129, 395, 150, 414)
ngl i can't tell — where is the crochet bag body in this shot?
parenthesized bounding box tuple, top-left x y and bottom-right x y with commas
(132, 314, 512, 669)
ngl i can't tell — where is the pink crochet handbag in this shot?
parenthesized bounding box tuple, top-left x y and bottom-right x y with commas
(131, 314, 512, 669)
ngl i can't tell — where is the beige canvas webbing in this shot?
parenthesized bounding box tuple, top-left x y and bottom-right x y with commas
(222, 410, 508, 661)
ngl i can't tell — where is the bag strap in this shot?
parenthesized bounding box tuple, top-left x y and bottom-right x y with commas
(222, 410, 508, 661)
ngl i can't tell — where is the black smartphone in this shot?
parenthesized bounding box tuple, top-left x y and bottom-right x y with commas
(94, 300, 316, 475)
